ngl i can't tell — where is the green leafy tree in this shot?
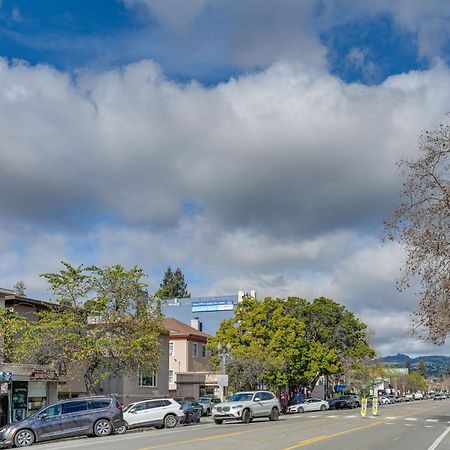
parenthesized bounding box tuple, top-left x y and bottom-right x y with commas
(418, 359, 427, 378)
(208, 296, 358, 392)
(0, 307, 29, 363)
(156, 267, 190, 299)
(22, 262, 163, 394)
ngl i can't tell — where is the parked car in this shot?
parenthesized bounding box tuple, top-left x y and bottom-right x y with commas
(287, 398, 329, 413)
(329, 395, 360, 409)
(178, 401, 203, 424)
(386, 395, 397, 404)
(116, 398, 184, 434)
(197, 397, 222, 416)
(379, 397, 390, 405)
(0, 396, 124, 448)
(433, 393, 447, 400)
(211, 391, 281, 424)
(413, 392, 424, 400)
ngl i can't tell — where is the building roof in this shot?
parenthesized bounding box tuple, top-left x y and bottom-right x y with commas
(163, 317, 209, 340)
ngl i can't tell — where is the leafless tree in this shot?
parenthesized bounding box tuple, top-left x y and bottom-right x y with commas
(386, 118, 450, 344)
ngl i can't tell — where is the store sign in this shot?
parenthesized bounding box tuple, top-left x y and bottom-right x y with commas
(192, 300, 234, 313)
(0, 372, 13, 382)
(29, 369, 58, 381)
(0, 382, 8, 394)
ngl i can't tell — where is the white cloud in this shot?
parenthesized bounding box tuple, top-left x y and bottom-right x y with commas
(1, 56, 450, 354)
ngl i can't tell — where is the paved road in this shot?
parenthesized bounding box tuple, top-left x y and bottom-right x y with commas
(32, 399, 450, 450)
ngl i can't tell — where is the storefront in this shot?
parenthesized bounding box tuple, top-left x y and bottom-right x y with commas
(0, 365, 58, 425)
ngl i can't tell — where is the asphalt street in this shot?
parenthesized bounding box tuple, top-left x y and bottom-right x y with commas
(30, 399, 450, 450)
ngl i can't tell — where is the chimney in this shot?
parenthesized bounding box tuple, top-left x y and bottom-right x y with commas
(191, 318, 200, 330)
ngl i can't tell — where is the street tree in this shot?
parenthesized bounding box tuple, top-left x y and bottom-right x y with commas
(286, 296, 375, 374)
(23, 262, 163, 394)
(0, 307, 29, 363)
(156, 267, 190, 299)
(418, 359, 427, 378)
(385, 119, 450, 344)
(208, 296, 370, 393)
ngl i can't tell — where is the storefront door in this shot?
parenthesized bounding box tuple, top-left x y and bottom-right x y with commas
(0, 395, 8, 427)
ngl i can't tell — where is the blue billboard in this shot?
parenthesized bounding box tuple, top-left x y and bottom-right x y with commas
(192, 299, 235, 313)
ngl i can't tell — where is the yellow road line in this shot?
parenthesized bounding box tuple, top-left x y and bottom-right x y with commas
(138, 418, 326, 450)
(139, 431, 247, 449)
(282, 419, 389, 449)
(139, 403, 445, 450)
(282, 403, 446, 449)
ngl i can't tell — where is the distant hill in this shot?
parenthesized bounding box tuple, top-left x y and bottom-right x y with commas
(377, 353, 450, 376)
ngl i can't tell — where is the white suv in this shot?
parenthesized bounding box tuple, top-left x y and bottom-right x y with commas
(211, 391, 281, 424)
(116, 398, 185, 433)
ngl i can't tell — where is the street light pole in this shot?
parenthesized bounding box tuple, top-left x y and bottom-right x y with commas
(217, 343, 231, 400)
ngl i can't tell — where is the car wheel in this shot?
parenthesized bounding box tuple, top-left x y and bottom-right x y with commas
(298, 407, 304, 413)
(269, 407, 279, 421)
(214, 419, 223, 424)
(14, 429, 35, 447)
(94, 419, 113, 437)
(164, 414, 178, 429)
(241, 409, 252, 423)
(114, 424, 127, 435)
(320, 405, 326, 411)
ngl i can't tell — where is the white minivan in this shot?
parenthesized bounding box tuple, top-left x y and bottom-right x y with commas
(116, 398, 185, 433)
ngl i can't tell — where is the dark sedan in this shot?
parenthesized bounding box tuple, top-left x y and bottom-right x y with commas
(329, 395, 360, 409)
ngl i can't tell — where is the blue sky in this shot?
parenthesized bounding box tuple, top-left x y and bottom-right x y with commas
(0, 0, 437, 84)
(1, 0, 450, 356)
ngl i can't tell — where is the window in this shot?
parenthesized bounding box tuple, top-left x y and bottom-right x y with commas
(89, 400, 111, 409)
(40, 404, 61, 417)
(131, 402, 148, 412)
(139, 370, 158, 387)
(261, 392, 274, 401)
(192, 343, 198, 357)
(146, 400, 162, 409)
(160, 399, 172, 406)
(62, 401, 88, 414)
(169, 370, 174, 384)
(169, 342, 174, 356)
(202, 345, 206, 357)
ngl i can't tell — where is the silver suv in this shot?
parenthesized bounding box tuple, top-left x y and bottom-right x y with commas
(211, 391, 281, 424)
(0, 397, 124, 448)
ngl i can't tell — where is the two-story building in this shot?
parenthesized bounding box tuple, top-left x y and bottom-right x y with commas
(163, 317, 224, 399)
(0, 290, 170, 424)
(0, 290, 59, 426)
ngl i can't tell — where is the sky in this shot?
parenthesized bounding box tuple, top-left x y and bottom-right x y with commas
(1, 0, 450, 357)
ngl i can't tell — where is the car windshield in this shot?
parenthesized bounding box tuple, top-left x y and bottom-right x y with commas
(227, 393, 254, 402)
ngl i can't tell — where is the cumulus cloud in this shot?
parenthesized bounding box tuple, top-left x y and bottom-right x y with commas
(122, 0, 450, 71)
(1, 55, 450, 354)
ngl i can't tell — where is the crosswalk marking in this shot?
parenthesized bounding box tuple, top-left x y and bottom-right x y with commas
(386, 416, 398, 420)
(344, 415, 357, 418)
(404, 418, 418, 421)
(426, 419, 439, 422)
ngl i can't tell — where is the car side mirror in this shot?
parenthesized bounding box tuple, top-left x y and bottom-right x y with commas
(39, 414, 48, 420)
(130, 410, 137, 414)
(254, 398, 261, 402)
